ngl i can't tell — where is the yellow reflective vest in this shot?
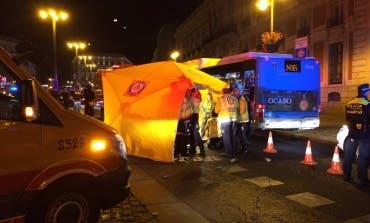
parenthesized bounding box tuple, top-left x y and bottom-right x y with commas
(179, 98, 193, 120)
(205, 117, 219, 138)
(201, 98, 216, 115)
(237, 96, 249, 123)
(215, 95, 238, 121)
(191, 96, 201, 113)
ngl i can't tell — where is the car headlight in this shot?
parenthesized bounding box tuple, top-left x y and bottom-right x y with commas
(112, 133, 127, 158)
(90, 139, 107, 152)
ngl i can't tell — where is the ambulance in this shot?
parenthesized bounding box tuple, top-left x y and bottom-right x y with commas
(0, 47, 130, 222)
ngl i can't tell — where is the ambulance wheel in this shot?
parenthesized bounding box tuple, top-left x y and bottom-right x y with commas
(27, 183, 99, 223)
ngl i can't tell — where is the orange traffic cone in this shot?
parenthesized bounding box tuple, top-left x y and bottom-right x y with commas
(300, 140, 317, 166)
(327, 146, 343, 175)
(263, 131, 277, 153)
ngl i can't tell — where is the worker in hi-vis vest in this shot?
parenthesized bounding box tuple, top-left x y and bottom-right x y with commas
(215, 87, 238, 157)
(230, 87, 250, 163)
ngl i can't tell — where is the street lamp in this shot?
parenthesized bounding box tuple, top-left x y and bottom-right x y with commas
(79, 55, 92, 65)
(170, 50, 180, 62)
(39, 8, 69, 91)
(86, 63, 96, 72)
(256, 0, 274, 33)
(67, 41, 86, 56)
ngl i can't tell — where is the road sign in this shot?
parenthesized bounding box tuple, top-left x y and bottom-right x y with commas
(295, 37, 309, 58)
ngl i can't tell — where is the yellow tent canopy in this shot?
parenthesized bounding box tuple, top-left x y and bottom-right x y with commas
(101, 61, 226, 162)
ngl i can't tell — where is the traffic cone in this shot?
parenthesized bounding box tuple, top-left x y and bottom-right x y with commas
(327, 146, 343, 175)
(263, 131, 277, 153)
(300, 140, 317, 166)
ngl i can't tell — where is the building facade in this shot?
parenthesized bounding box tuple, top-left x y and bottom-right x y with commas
(72, 53, 132, 89)
(175, 0, 370, 111)
(0, 36, 37, 77)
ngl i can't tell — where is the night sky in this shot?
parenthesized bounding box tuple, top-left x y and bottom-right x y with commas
(1, 0, 202, 82)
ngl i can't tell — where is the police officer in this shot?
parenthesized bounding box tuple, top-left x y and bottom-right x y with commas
(343, 83, 370, 187)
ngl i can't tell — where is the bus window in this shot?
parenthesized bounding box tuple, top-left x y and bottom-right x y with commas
(243, 69, 256, 88)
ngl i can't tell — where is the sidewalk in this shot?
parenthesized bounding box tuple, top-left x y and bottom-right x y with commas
(127, 164, 209, 223)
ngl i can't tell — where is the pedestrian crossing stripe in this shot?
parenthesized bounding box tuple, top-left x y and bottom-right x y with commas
(286, 192, 334, 208)
(245, 176, 284, 187)
(345, 214, 370, 223)
(224, 165, 248, 173)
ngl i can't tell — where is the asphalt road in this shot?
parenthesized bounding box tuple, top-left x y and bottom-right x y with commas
(100, 131, 370, 223)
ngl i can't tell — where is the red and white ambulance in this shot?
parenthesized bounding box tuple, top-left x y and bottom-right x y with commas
(0, 47, 130, 222)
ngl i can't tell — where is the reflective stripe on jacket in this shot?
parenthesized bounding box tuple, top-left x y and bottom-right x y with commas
(179, 98, 193, 120)
(205, 117, 219, 138)
(237, 96, 249, 123)
(201, 98, 215, 115)
(215, 95, 238, 121)
(346, 96, 370, 136)
(191, 97, 200, 113)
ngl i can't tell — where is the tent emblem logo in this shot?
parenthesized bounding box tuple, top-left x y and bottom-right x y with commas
(127, 81, 146, 96)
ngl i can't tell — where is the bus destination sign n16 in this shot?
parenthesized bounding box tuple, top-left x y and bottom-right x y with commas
(285, 60, 301, 72)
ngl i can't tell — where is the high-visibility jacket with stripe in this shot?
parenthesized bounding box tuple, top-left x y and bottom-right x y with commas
(201, 98, 216, 115)
(205, 117, 219, 138)
(191, 96, 201, 114)
(215, 95, 238, 121)
(237, 96, 249, 123)
(179, 98, 193, 120)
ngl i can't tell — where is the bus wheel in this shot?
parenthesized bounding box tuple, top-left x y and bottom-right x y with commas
(27, 185, 99, 223)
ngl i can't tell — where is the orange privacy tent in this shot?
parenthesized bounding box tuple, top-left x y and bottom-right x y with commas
(101, 61, 226, 162)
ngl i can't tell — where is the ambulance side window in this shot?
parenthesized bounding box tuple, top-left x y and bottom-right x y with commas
(0, 61, 21, 121)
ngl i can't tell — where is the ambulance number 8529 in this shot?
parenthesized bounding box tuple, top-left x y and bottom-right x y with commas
(58, 137, 85, 150)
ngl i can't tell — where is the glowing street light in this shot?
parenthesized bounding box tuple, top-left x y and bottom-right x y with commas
(86, 63, 96, 71)
(67, 41, 87, 56)
(38, 8, 69, 91)
(256, 0, 274, 33)
(170, 50, 180, 62)
(78, 55, 92, 64)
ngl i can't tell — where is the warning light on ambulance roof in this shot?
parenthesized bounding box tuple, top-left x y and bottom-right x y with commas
(9, 85, 18, 92)
(111, 65, 121, 69)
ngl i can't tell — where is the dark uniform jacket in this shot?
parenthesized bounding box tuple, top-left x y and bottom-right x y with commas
(346, 96, 370, 138)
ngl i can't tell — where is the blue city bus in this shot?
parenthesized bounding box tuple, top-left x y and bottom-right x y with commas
(201, 52, 320, 130)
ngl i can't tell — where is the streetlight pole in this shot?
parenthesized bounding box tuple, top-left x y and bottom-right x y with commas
(51, 18, 59, 90)
(256, 0, 274, 32)
(39, 9, 68, 91)
(67, 42, 86, 87)
(79, 55, 92, 84)
(270, 0, 274, 33)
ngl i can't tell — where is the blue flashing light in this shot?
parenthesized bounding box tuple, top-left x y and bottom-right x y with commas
(9, 85, 18, 92)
